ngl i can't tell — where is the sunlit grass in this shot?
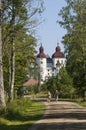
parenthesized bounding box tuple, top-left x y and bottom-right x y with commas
(0, 97, 45, 130)
(35, 91, 47, 98)
(76, 101, 86, 108)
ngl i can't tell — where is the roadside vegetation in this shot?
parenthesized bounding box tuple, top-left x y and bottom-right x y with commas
(0, 97, 45, 130)
(0, 0, 86, 129)
(76, 100, 86, 108)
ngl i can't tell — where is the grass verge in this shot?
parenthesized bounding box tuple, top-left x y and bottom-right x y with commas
(76, 101, 86, 107)
(0, 97, 45, 130)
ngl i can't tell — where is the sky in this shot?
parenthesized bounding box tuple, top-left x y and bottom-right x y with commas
(36, 0, 66, 57)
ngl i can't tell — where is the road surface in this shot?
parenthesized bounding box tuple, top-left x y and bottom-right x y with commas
(28, 101, 86, 130)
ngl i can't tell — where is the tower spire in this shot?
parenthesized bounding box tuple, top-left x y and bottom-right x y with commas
(41, 43, 42, 46)
(57, 42, 59, 46)
(57, 35, 59, 46)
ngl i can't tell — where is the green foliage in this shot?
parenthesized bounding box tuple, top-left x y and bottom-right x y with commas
(77, 101, 86, 108)
(58, 67, 74, 97)
(17, 84, 38, 98)
(58, 0, 86, 96)
(0, 98, 45, 130)
(43, 67, 75, 98)
(31, 85, 39, 94)
(6, 98, 32, 120)
(15, 35, 37, 90)
(2, 0, 44, 101)
(43, 76, 58, 96)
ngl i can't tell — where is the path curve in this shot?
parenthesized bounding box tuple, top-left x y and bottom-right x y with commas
(28, 101, 86, 130)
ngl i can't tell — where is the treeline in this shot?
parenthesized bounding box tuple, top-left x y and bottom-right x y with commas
(42, 0, 86, 100)
(0, 0, 44, 107)
(58, 0, 86, 98)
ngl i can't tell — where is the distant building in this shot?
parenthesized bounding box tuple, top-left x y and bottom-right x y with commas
(36, 44, 66, 84)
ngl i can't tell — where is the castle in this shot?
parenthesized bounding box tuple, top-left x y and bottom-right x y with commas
(36, 44, 66, 84)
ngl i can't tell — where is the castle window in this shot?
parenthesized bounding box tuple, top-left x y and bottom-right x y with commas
(40, 61, 43, 64)
(41, 79, 43, 81)
(61, 60, 63, 63)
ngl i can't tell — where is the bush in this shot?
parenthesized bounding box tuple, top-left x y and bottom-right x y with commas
(5, 98, 32, 120)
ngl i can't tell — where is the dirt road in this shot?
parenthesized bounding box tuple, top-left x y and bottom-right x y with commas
(28, 101, 86, 130)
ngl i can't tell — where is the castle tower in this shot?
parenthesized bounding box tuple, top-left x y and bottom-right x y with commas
(36, 44, 47, 83)
(52, 44, 66, 75)
(36, 43, 66, 83)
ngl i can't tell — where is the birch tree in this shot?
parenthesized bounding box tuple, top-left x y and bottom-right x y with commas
(2, 0, 44, 102)
(0, 0, 6, 107)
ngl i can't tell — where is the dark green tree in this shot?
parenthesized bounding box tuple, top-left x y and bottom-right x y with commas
(43, 67, 74, 98)
(58, 67, 75, 98)
(58, 0, 86, 97)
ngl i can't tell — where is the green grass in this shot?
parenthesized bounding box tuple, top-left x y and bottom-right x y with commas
(0, 98, 45, 130)
(35, 91, 47, 98)
(76, 101, 86, 108)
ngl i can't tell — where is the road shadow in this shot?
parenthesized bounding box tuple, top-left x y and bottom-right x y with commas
(29, 101, 86, 130)
(29, 122, 86, 130)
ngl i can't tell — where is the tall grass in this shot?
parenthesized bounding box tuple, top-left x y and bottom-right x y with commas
(0, 97, 45, 130)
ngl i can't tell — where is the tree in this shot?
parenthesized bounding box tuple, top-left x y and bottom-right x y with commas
(2, 0, 44, 102)
(58, 0, 86, 96)
(58, 67, 75, 98)
(42, 67, 74, 98)
(0, 0, 6, 107)
(15, 35, 37, 89)
(43, 76, 59, 96)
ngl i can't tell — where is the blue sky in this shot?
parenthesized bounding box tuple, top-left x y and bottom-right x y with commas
(36, 0, 66, 57)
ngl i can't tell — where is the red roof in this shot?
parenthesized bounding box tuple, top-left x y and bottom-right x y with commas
(23, 77, 38, 86)
(37, 44, 47, 58)
(52, 45, 64, 58)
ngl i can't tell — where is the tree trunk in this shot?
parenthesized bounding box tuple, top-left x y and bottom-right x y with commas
(8, 43, 15, 102)
(8, 1, 15, 102)
(0, 0, 6, 107)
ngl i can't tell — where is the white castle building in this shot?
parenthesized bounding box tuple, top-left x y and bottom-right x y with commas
(36, 44, 66, 83)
